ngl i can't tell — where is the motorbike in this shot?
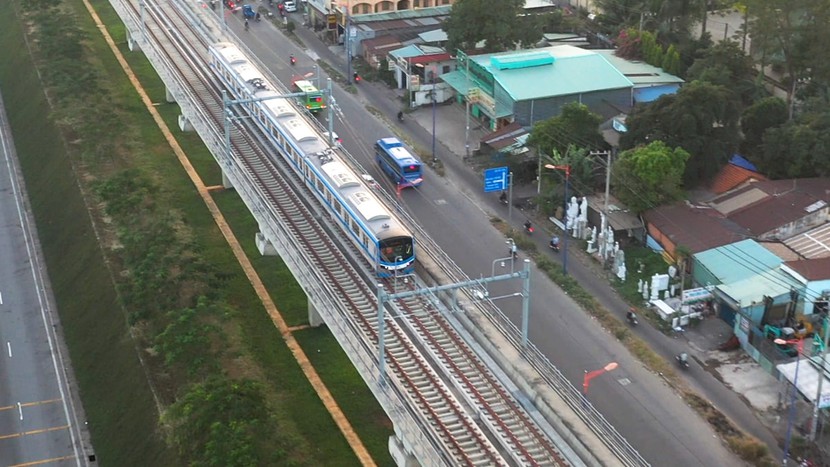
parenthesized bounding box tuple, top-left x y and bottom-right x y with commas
(353, 72, 361, 83)
(397, 111, 404, 122)
(499, 192, 508, 205)
(676, 353, 690, 369)
(290, 55, 296, 66)
(523, 221, 534, 235)
(549, 237, 560, 252)
(626, 311, 639, 326)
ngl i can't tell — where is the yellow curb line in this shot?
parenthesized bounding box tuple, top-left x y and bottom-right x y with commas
(80, 2, 375, 465)
(288, 324, 312, 332)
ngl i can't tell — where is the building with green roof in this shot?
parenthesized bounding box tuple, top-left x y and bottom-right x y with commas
(441, 45, 634, 130)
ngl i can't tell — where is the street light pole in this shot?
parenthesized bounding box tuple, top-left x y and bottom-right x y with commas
(431, 81, 437, 165)
(810, 315, 829, 440)
(775, 338, 805, 465)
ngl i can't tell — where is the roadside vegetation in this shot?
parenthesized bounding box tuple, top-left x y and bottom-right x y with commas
(2, 0, 392, 465)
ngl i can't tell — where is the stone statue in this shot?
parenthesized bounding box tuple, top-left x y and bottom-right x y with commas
(566, 196, 579, 231)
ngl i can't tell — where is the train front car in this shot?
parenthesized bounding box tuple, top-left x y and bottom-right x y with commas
(377, 228, 415, 276)
(209, 42, 416, 277)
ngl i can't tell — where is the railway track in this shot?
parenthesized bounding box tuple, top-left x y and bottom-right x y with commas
(112, 0, 570, 464)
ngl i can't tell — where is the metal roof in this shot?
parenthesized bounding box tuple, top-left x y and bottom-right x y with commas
(717, 268, 800, 305)
(593, 50, 685, 87)
(784, 222, 830, 259)
(468, 45, 633, 102)
(695, 239, 783, 285)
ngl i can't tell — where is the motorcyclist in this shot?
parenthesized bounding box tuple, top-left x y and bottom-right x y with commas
(499, 191, 507, 204)
(626, 308, 637, 322)
(523, 220, 532, 231)
(677, 352, 689, 365)
(244, 19, 249, 30)
(397, 111, 403, 122)
(255, 11, 261, 21)
(290, 54, 296, 65)
(550, 235, 560, 249)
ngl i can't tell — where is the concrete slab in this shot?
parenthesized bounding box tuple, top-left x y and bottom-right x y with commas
(715, 355, 780, 412)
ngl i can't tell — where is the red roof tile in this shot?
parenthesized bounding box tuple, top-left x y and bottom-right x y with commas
(710, 163, 766, 194)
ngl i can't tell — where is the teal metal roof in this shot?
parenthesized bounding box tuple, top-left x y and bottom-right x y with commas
(717, 269, 799, 306)
(696, 239, 783, 285)
(470, 45, 633, 102)
(388, 44, 445, 60)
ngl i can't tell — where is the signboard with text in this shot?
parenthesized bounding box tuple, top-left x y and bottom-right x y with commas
(483, 167, 509, 193)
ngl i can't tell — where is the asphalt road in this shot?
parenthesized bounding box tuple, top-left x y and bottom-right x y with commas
(202, 6, 749, 465)
(0, 93, 88, 465)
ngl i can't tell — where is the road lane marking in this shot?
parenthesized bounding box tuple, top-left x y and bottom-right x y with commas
(0, 399, 63, 412)
(7, 341, 11, 357)
(0, 424, 69, 440)
(9, 454, 76, 466)
(18, 402, 22, 420)
(0, 291, 3, 304)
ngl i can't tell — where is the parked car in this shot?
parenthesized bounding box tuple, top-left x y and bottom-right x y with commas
(283, 0, 297, 12)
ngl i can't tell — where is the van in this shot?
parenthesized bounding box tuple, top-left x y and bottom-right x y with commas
(284, 0, 297, 12)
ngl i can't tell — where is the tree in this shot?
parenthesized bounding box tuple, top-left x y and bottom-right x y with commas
(445, 0, 542, 53)
(686, 41, 761, 106)
(740, 96, 787, 159)
(756, 110, 830, 179)
(527, 102, 606, 158)
(620, 81, 741, 186)
(611, 141, 689, 214)
(744, 0, 826, 119)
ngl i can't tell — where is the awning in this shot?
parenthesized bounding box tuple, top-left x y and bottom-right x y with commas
(777, 359, 830, 408)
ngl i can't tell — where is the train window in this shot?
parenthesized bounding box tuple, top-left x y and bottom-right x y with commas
(317, 179, 324, 192)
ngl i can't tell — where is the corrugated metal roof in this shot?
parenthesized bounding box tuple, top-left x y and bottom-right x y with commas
(717, 268, 797, 305)
(594, 50, 685, 86)
(784, 222, 830, 259)
(696, 239, 783, 285)
(470, 45, 633, 102)
(783, 257, 830, 281)
(643, 202, 751, 253)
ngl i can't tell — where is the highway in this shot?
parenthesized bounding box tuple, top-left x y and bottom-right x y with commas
(225, 9, 745, 466)
(0, 92, 88, 465)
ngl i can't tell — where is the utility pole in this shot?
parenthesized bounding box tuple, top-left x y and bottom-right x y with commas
(344, 0, 352, 84)
(464, 52, 471, 158)
(589, 149, 612, 214)
(810, 314, 829, 440)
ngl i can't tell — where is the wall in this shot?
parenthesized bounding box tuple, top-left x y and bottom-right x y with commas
(512, 88, 632, 127)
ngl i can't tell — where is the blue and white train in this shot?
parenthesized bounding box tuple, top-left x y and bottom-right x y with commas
(208, 42, 415, 276)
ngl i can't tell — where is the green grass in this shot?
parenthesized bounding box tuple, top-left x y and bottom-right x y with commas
(0, 4, 170, 465)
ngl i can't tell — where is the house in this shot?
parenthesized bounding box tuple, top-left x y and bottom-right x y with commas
(707, 178, 829, 241)
(389, 44, 455, 106)
(478, 122, 529, 159)
(709, 154, 767, 195)
(441, 46, 636, 131)
(361, 35, 404, 69)
(782, 257, 830, 316)
(642, 202, 751, 260)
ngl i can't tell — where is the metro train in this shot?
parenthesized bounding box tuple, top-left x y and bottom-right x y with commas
(208, 42, 415, 276)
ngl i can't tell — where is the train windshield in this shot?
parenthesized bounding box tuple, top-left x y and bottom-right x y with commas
(379, 237, 414, 263)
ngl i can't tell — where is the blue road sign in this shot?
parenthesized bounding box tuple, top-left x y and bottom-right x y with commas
(483, 166, 510, 193)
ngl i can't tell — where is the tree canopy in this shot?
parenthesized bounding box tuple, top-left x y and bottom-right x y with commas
(620, 80, 741, 186)
(527, 102, 606, 157)
(756, 110, 830, 179)
(444, 0, 542, 53)
(686, 40, 762, 107)
(611, 141, 689, 214)
(740, 96, 788, 160)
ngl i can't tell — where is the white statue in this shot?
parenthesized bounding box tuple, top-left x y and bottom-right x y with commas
(637, 278, 644, 292)
(617, 262, 627, 282)
(579, 197, 589, 222)
(586, 225, 597, 253)
(642, 283, 649, 300)
(566, 196, 579, 230)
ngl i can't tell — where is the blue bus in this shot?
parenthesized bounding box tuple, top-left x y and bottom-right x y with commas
(375, 137, 423, 188)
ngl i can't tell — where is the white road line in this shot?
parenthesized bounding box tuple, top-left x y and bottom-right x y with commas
(7, 341, 11, 358)
(1, 94, 82, 463)
(17, 402, 23, 421)
(0, 291, 3, 304)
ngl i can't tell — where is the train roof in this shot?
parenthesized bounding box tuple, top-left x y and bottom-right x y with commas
(211, 42, 409, 241)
